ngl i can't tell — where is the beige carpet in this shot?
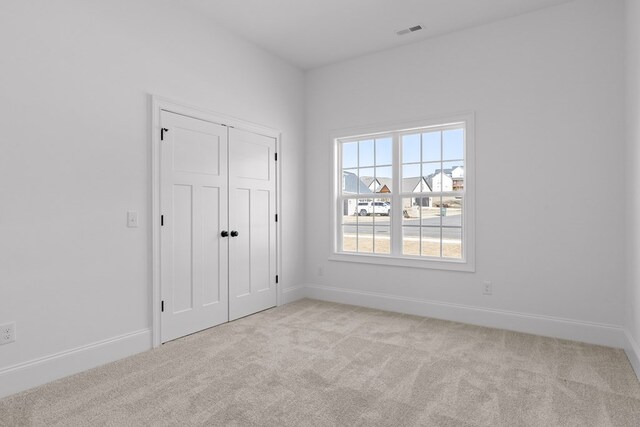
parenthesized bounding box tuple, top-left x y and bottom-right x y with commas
(1, 299, 639, 426)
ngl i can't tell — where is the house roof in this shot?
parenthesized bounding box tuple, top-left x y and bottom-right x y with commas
(360, 177, 376, 188)
(361, 176, 393, 193)
(343, 171, 373, 194)
(347, 173, 462, 194)
(375, 177, 393, 192)
(402, 177, 431, 193)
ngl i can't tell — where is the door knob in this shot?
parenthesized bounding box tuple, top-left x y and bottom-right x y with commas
(230, 230, 239, 237)
(220, 230, 229, 237)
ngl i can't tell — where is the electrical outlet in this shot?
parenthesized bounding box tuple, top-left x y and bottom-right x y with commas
(318, 266, 324, 277)
(0, 322, 15, 345)
(483, 281, 493, 296)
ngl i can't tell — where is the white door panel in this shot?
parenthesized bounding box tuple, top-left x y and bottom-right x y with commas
(172, 184, 194, 313)
(160, 111, 228, 343)
(201, 186, 222, 305)
(229, 128, 277, 320)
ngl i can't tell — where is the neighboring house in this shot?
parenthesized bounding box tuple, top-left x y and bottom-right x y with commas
(451, 166, 464, 191)
(342, 171, 373, 215)
(344, 169, 462, 214)
(402, 177, 429, 193)
(425, 170, 453, 192)
(362, 176, 392, 194)
(342, 170, 372, 194)
(402, 177, 432, 208)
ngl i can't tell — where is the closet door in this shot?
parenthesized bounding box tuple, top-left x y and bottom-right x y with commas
(160, 111, 229, 343)
(228, 127, 278, 320)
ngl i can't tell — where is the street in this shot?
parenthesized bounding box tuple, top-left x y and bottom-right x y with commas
(342, 213, 462, 239)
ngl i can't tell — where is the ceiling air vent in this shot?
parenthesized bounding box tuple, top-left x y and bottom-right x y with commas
(396, 25, 423, 36)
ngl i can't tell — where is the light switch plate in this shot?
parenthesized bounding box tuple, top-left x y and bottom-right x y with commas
(127, 211, 138, 228)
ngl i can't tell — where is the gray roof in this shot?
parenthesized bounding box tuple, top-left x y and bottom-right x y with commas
(342, 171, 373, 194)
(344, 172, 461, 194)
(402, 177, 431, 193)
(360, 177, 377, 188)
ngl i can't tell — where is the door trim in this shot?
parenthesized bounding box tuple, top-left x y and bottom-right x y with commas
(150, 95, 282, 348)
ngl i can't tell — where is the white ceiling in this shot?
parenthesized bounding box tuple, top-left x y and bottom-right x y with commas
(184, 0, 575, 70)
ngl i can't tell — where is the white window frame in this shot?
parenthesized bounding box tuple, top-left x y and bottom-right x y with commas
(329, 112, 475, 272)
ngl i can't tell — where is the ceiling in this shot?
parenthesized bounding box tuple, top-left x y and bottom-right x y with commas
(184, 0, 575, 70)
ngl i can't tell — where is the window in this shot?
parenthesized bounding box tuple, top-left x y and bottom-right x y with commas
(332, 114, 474, 271)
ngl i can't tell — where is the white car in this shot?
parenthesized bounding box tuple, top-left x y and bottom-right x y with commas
(357, 201, 391, 216)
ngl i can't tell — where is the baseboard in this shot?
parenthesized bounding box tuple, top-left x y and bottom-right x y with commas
(0, 329, 152, 399)
(625, 330, 640, 380)
(282, 285, 307, 304)
(305, 283, 626, 348)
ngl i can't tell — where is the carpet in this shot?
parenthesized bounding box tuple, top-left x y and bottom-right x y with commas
(1, 299, 639, 426)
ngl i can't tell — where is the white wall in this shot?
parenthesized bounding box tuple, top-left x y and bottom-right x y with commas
(626, 0, 640, 373)
(0, 0, 305, 396)
(305, 0, 626, 340)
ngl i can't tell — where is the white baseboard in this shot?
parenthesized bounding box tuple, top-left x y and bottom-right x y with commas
(305, 283, 626, 348)
(625, 330, 640, 380)
(282, 285, 307, 304)
(0, 329, 152, 399)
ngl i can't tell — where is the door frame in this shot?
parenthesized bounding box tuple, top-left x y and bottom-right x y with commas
(150, 95, 282, 348)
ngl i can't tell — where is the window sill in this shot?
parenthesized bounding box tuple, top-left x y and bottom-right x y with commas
(329, 252, 475, 272)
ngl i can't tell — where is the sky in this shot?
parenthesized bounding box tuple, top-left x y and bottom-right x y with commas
(342, 129, 464, 183)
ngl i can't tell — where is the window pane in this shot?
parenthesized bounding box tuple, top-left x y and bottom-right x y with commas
(374, 226, 390, 254)
(402, 175, 425, 193)
(403, 163, 420, 178)
(342, 169, 359, 194)
(443, 128, 464, 161)
(421, 227, 441, 257)
(423, 197, 442, 228)
(443, 227, 462, 259)
(375, 166, 392, 193)
(342, 226, 357, 252)
(342, 200, 358, 222)
(443, 161, 464, 191)
(402, 134, 421, 164)
(359, 139, 375, 167)
(421, 162, 439, 192)
(425, 167, 451, 192)
(403, 227, 420, 256)
(371, 199, 392, 219)
(356, 198, 374, 217)
(358, 225, 373, 253)
(402, 197, 419, 225)
(422, 132, 440, 162)
(375, 137, 392, 166)
(342, 142, 358, 169)
(358, 168, 375, 194)
(442, 197, 462, 228)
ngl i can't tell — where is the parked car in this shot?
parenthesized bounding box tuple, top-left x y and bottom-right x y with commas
(357, 201, 391, 216)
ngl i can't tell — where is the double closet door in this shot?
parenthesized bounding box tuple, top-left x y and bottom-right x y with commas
(160, 110, 277, 343)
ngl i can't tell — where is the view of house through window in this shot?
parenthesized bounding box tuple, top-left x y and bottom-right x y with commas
(337, 122, 466, 262)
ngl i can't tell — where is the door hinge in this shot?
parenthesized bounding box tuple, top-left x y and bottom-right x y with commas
(161, 300, 164, 312)
(161, 215, 164, 226)
(275, 153, 278, 161)
(275, 275, 279, 284)
(275, 214, 278, 222)
(161, 128, 168, 141)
